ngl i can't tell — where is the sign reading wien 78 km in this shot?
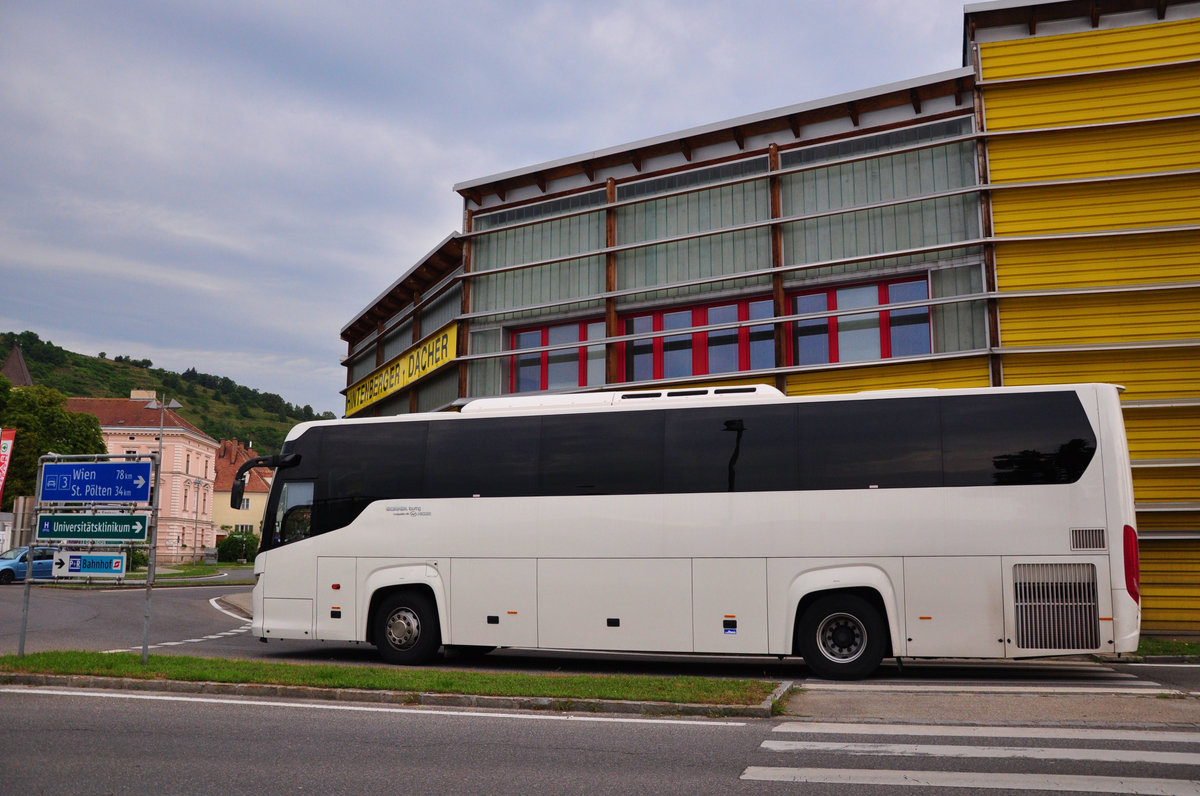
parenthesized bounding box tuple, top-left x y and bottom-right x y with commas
(40, 462, 151, 503)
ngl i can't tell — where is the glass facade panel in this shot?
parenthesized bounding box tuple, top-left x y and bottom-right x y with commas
(515, 330, 541, 392)
(626, 315, 653, 382)
(586, 321, 606, 387)
(662, 310, 692, 379)
(836, 285, 881, 362)
(793, 293, 830, 365)
(748, 299, 775, 370)
(546, 323, 579, 390)
(706, 304, 739, 374)
(888, 280, 932, 357)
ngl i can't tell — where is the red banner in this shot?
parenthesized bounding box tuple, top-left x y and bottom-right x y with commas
(0, 428, 15, 506)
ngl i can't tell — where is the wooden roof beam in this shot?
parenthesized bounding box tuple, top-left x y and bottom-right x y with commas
(732, 126, 745, 150)
(787, 114, 801, 138)
(679, 139, 692, 161)
(847, 100, 860, 127)
(909, 88, 922, 114)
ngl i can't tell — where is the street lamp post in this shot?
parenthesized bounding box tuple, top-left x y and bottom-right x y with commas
(191, 477, 203, 564)
(142, 395, 180, 665)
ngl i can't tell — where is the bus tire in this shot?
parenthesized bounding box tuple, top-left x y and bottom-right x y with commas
(374, 591, 441, 665)
(797, 593, 886, 680)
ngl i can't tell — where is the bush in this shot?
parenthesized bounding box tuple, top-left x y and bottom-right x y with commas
(217, 530, 260, 563)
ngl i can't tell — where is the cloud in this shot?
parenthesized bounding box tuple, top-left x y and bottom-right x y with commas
(0, 0, 971, 415)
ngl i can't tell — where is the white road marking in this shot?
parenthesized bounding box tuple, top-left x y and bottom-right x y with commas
(0, 687, 745, 726)
(801, 681, 1174, 695)
(740, 767, 1200, 794)
(761, 740, 1200, 766)
(774, 722, 1200, 744)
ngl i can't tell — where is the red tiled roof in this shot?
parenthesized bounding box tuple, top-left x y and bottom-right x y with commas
(65, 397, 215, 442)
(214, 438, 272, 493)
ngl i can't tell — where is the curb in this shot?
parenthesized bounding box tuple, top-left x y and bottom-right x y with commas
(0, 673, 793, 719)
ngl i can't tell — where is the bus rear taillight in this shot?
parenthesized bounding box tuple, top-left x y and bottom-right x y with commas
(1123, 524, 1140, 604)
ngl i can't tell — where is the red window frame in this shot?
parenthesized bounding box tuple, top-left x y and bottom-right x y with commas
(509, 321, 602, 393)
(786, 276, 931, 366)
(619, 298, 775, 382)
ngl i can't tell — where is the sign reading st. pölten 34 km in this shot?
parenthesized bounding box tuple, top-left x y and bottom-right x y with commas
(39, 461, 152, 502)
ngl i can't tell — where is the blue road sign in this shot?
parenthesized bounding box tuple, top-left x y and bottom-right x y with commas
(40, 462, 152, 503)
(53, 551, 127, 578)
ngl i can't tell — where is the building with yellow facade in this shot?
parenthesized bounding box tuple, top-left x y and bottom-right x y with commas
(341, 0, 1199, 631)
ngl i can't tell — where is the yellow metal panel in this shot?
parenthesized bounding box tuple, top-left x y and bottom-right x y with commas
(983, 62, 1200, 130)
(990, 173, 1200, 236)
(979, 16, 1200, 80)
(1125, 407, 1200, 460)
(785, 357, 991, 397)
(994, 230, 1200, 290)
(1001, 349, 1200, 401)
(1133, 467, 1200, 502)
(987, 117, 1200, 183)
(1136, 511, 1200, 534)
(1141, 539, 1200, 632)
(998, 289, 1200, 347)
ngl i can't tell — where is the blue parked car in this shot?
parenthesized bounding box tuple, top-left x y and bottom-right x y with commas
(0, 546, 57, 584)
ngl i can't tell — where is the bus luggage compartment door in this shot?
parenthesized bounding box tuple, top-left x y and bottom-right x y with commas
(316, 557, 358, 641)
(537, 559, 693, 652)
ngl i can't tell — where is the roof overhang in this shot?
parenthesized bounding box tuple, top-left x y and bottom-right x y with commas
(453, 67, 976, 206)
(340, 233, 464, 343)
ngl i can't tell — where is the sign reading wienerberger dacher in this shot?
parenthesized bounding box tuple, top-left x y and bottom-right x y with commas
(36, 514, 149, 542)
(345, 323, 458, 416)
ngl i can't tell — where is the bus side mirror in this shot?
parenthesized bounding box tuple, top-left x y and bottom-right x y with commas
(229, 452, 301, 509)
(230, 476, 246, 510)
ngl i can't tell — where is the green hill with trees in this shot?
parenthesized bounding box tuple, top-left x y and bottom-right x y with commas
(1, 330, 336, 457)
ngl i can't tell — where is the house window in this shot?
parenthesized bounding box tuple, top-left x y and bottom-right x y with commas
(790, 278, 931, 365)
(622, 298, 777, 382)
(510, 320, 605, 392)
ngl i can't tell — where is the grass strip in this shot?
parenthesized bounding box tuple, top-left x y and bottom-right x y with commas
(0, 651, 777, 706)
(1137, 637, 1200, 658)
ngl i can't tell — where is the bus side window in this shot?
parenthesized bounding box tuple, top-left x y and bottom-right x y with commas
(274, 481, 314, 544)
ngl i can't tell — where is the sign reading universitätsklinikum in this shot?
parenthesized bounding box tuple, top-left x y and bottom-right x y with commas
(345, 323, 458, 416)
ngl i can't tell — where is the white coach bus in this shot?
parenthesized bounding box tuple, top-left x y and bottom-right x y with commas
(232, 383, 1140, 679)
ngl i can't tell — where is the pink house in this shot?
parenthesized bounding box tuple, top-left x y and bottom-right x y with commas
(67, 391, 218, 564)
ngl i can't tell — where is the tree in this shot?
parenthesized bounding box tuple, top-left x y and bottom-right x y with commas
(0, 385, 105, 511)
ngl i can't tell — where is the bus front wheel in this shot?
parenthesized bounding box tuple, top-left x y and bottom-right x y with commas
(797, 593, 886, 680)
(374, 591, 441, 665)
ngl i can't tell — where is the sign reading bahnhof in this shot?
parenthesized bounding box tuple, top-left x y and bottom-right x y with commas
(345, 323, 458, 416)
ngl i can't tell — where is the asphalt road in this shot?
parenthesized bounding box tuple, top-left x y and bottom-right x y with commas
(5, 582, 1200, 794)
(2, 687, 1199, 795)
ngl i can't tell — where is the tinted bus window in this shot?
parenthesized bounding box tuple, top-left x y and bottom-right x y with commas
(314, 422, 428, 533)
(541, 411, 664, 495)
(664, 405, 798, 493)
(799, 398, 942, 490)
(941, 393, 1096, 486)
(425, 417, 540, 497)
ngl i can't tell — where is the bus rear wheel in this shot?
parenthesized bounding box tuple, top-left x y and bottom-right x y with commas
(797, 593, 886, 680)
(374, 591, 441, 665)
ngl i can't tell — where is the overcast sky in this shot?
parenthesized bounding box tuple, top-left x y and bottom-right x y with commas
(1, 0, 967, 414)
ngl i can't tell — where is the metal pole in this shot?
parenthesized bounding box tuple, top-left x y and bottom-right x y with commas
(140, 395, 175, 665)
(192, 477, 201, 564)
(16, 456, 48, 657)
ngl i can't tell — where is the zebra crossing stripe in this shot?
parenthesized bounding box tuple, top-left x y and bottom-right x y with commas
(761, 740, 1200, 766)
(740, 767, 1200, 794)
(774, 722, 1200, 745)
